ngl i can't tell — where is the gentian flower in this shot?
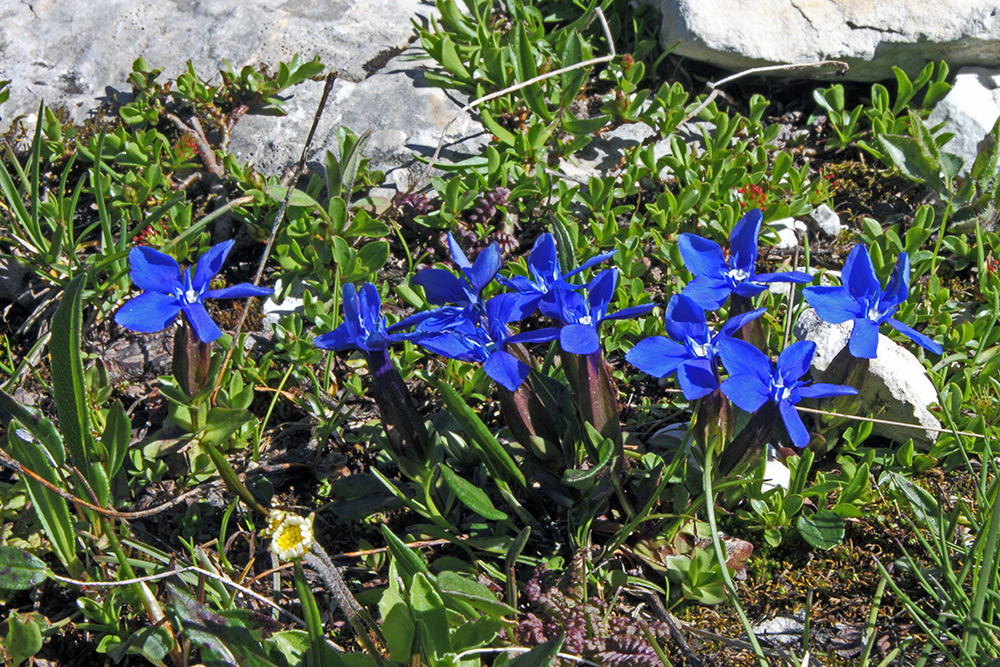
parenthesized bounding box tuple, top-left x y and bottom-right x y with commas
(498, 233, 617, 320)
(115, 240, 272, 343)
(802, 245, 942, 359)
(414, 294, 552, 391)
(314, 283, 399, 353)
(626, 294, 765, 400)
(410, 233, 500, 325)
(718, 338, 857, 447)
(679, 209, 813, 310)
(539, 268, 655, 355)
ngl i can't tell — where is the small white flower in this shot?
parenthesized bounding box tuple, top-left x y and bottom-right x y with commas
(268, 511, 315, 561)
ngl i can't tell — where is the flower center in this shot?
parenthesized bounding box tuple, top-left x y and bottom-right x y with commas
(184, 288, 200, 304)
(578, 314, 593, 326)
(728, 267, 750, 283)
(770, 377, 793, 402)
(687, 338, 713, 358)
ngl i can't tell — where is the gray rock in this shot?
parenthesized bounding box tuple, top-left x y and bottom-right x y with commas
(0, 256, 29, 304)
(262, 280, 309, 333)
(0, 0, 487, 185)
(793, 308, 941, 447)
(648, 0, 1000, 81)
(810, 204, 842, 237)
(928, 67, 1000, 177)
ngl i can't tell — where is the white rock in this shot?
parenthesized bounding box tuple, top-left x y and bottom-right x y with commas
(262, 280, 309, 332)
(928, 67, 1000, 177)
(761, 445, 791, 492)
(810, 204, 842, 237)
(768, 217, 806, 250)
(647, 0, 1000, 81)
(793, 308, 941, 447)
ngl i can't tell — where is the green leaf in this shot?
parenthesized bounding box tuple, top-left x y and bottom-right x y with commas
(49, 274, 96, 474)
(479, 106, 516, 146)
(438, 571, 517, 618)
(378, 587, 415, 662)
(508, 634, 564, 667)
(797, 510, 845, 550)
(200, 408, 252, 447)
(0, 389, 65, 466)
(439, 35, 471, 81)
(561, 112, 610, 136)
(356, 240, 390, 276)
(430, 378, 525, 488)
(264, 185, 330, 218)
(0, 546, 49, 589)
(513, 25, 552, 121)
(7, 612, 43, 667)
(106, 626, 173, 664)
(410, 573, 452, 662)
(381, 525, 429, 584)
(439, 465, 508, 521)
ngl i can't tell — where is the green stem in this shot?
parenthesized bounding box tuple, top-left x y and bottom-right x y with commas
(255, 364, 294, 461)
(703, 447, 769, 667)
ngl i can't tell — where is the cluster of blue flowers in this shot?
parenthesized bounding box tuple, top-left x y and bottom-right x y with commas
(115, 208, 942, 449)
(625, 209, 942, 446)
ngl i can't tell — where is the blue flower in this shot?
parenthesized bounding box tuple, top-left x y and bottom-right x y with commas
(115, 240, 272, 343)
(314, 283, 399, 353)
(802, 245, 942, 359)
(626, 294, 765, 400)
(410, 233, 501, 323)
(679, 209, 813, 310)
(718, 338, 857, 447)
(497, 233, 617, 320)
(414, 294, 551, 391)
(539, 268, 655, 355)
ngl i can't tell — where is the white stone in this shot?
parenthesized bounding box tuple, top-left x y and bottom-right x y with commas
(767, 217, 806, 250)
(793, 308, 941, 447)
(647, 0, 1000, 81)
(262, 280, 308, 332)
(810, 204, 842, 237)
(761, 445, 791, 492)
(928, 67, 1000, 176)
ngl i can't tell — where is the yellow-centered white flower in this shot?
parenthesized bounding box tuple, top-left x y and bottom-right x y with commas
(267, 510, 315, 561)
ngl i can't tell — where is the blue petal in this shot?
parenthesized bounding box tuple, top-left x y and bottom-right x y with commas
(754, 270, 814, 284)
(678, 234, 727, 278)
(358, 283, 383, 333)
(544, 288, 588, 324)
(508, 327, 561, 344)
(605, 303, 656, 322)
(447, 233, 472, 271)
(527, 233, 559, 283)
(732, 281, 768, 299)
(485, 292, 521, 327)
(718, 337, 772, 385)
(718, 307, 766, 337)
(729, 209, 762, 274)
(841, 245, 880, 302)
(192, 240, 234, 292)
(798, 383, 858, 399)
(776, 340, 816, 385)
(130, 246, 182, 294)
(204, 283, 273, 299)
(182, 303, 223, 343)
(676, 359, 718, 400)
(681, 275, 732, 311)
(484, 350, 531, 391)
(849, 317, 880, 359)
(418, 332, 485, 362)
(342, 283, 362, 328)
(779, 400, 810, 447)
(560, 323, 600, 355)
(466, 243, 501, 293)
(314, 324, 355, 351)
(394, 306, 469, 333)
(664, 294, 709, 342)
(505, 293, 543, 321)
(881, 253, 910, 310)
(413, 269, 471, 305)
(588, 268, 618, 319)
(887, 317, 943, 355)
(625, 336, 689, 378)
(563, 248, 618, 281)
(115, 291, 181, 333)
(803, 286, 861, 324)
(720, 374, 770, 413)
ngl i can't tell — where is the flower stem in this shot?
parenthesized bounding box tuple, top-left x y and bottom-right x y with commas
(365, 348, 432, 476)
(173, 318, 212, 398)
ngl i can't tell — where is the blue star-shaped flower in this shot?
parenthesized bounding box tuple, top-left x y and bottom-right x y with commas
(497, 232, 617, 320)
(718, 338, 857, 447)
(410, 233, 501, 323)
(802, 245, 942, 359)
(414, 294, 551, 391)
(115, 241, 272, 343)
(679, 209, 813, 310)
(625, 294, 765, 400)
(314, 283, 399, 353)
(539, 268, 655, 355)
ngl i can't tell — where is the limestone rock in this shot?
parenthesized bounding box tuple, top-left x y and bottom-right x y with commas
(810, 204, 842, 237)
(928, 67, 1000, 177)
(648, 0, 1000, 81)
(793, 308, 941, 447)
(0, 0, 487, 183)
(768, 217, 806, 249)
